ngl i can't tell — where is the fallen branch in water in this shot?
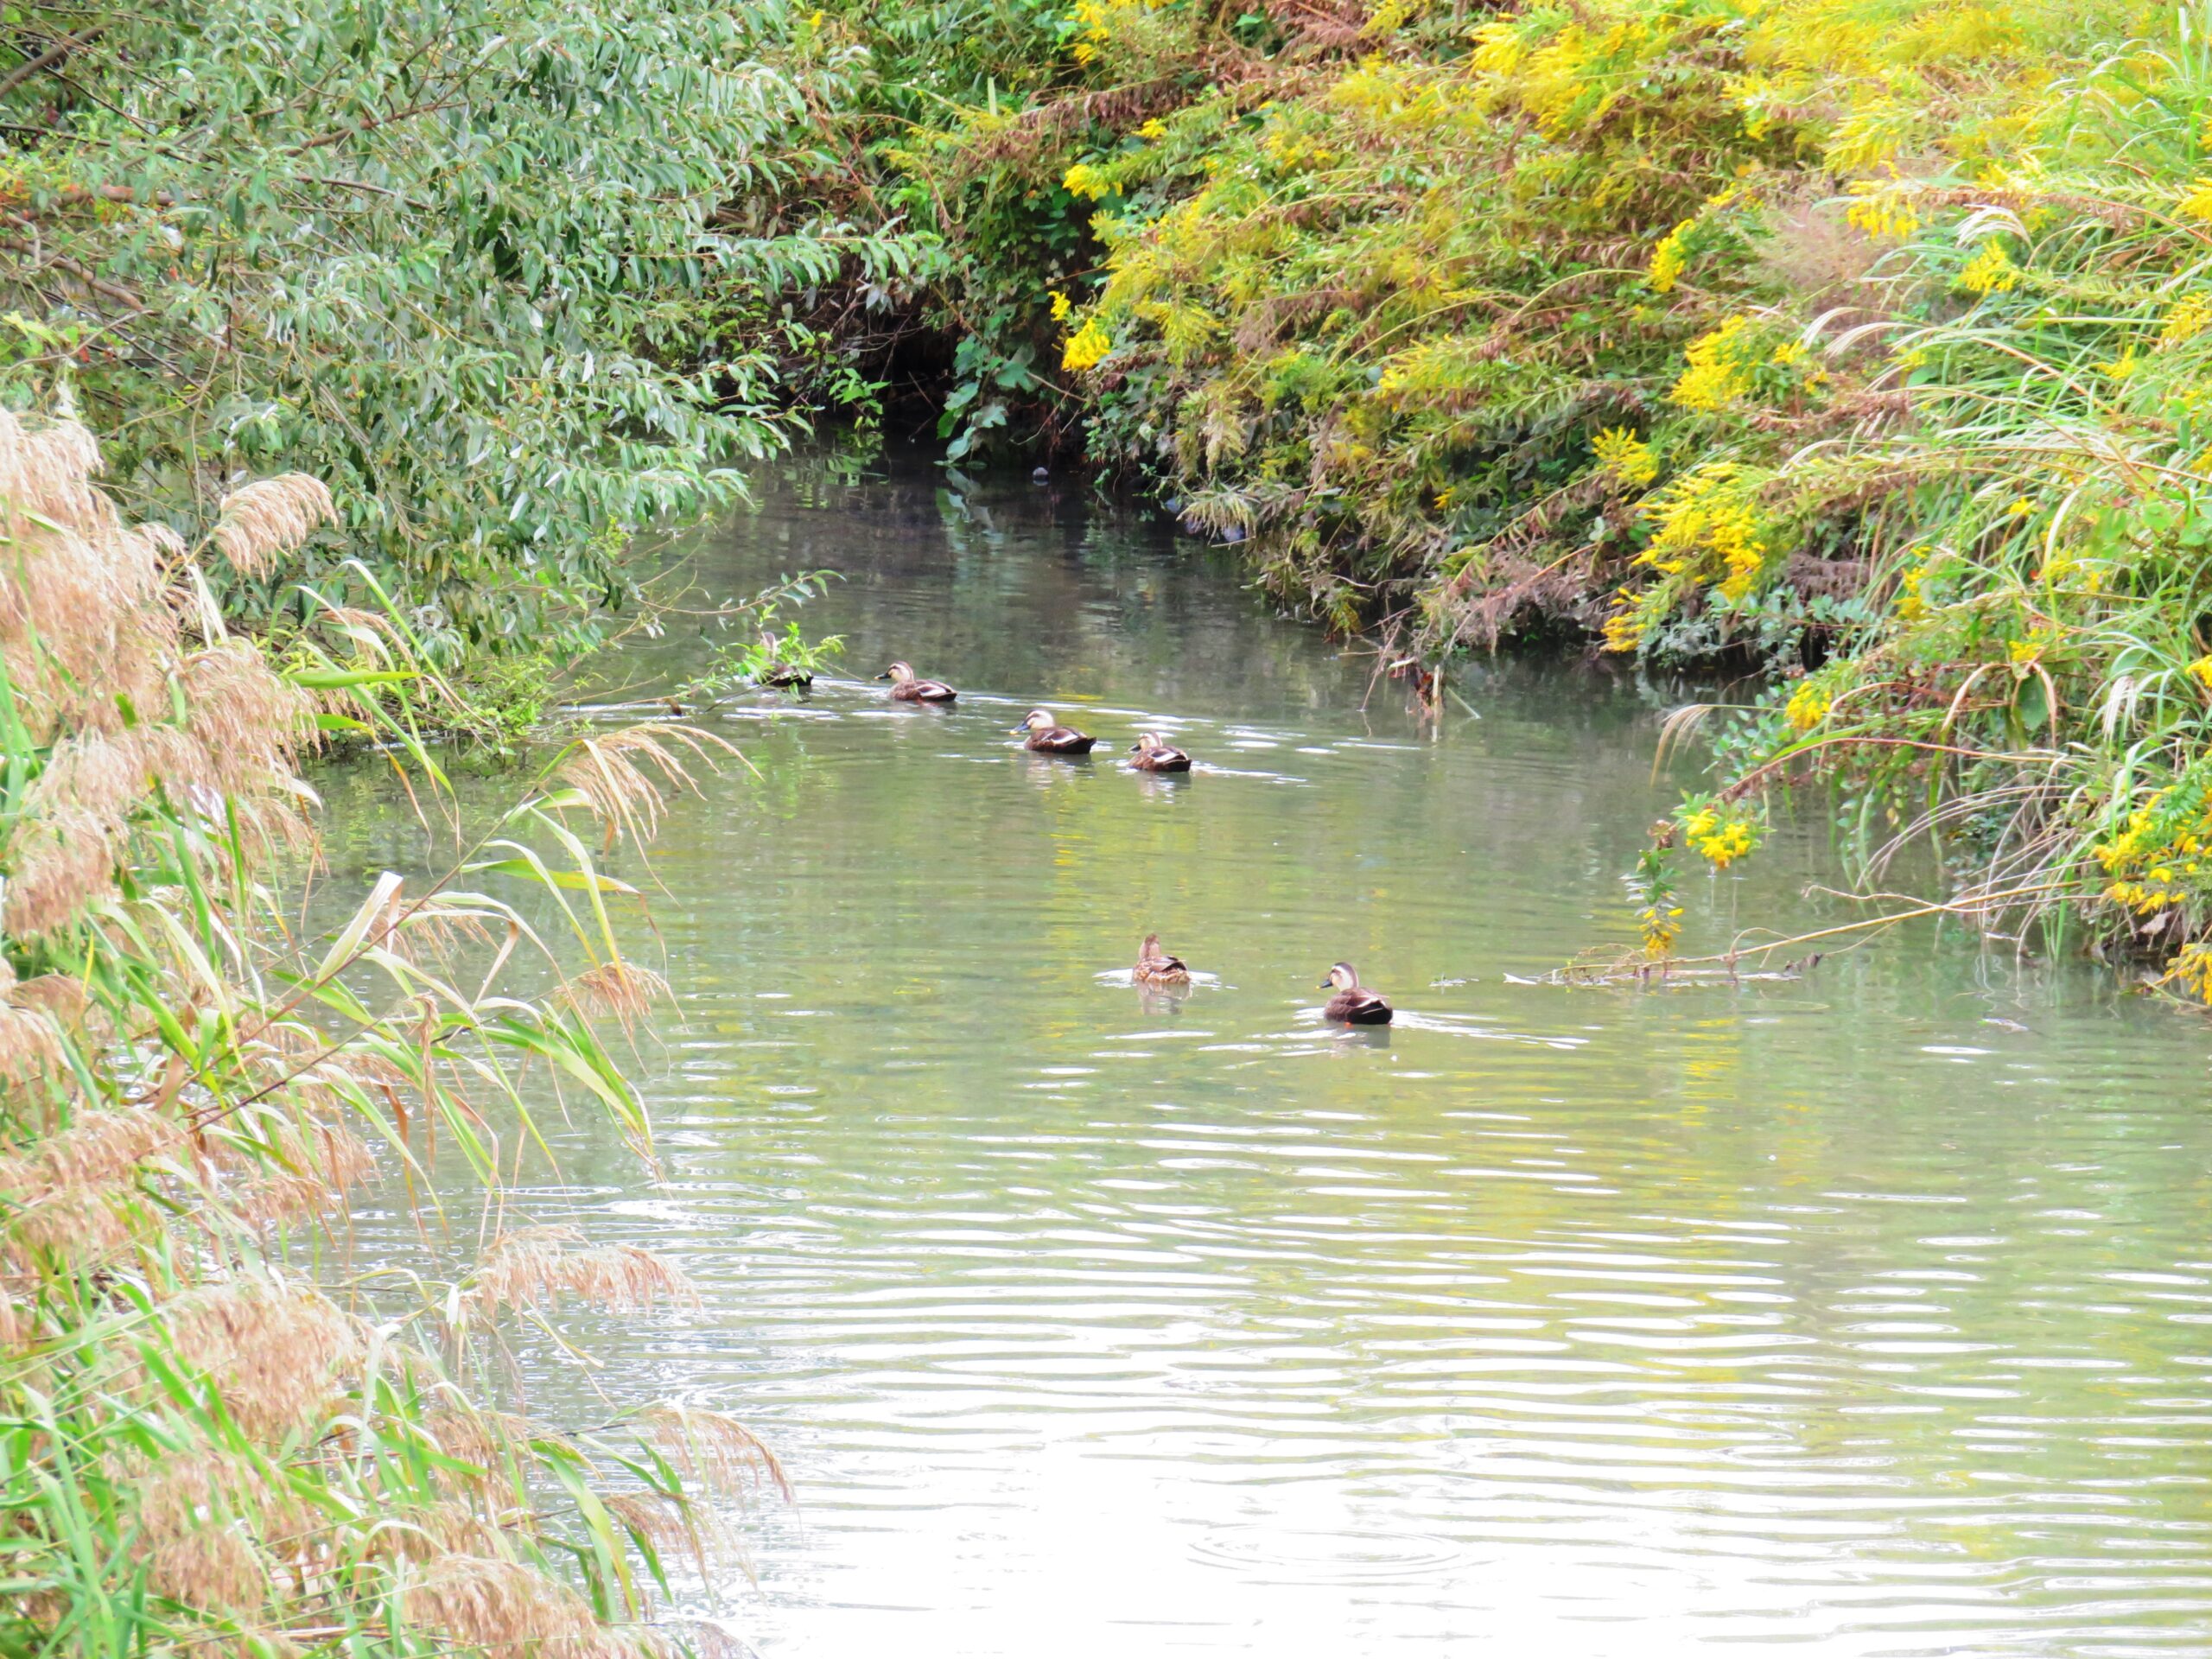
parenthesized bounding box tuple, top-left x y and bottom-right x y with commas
(1546, 879, 2082, 987)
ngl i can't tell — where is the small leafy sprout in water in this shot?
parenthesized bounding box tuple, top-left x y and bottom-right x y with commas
(680, 569, 844, 700)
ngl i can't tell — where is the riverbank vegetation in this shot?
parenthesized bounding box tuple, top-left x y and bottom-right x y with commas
(871, 0, 2212, 995)
(0, 409, 776, 1653)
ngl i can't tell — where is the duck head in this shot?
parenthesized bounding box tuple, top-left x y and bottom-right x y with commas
(1013, 709, 1054, 735)
(1320, 962, 1360, 991)
(877, 661, 916, 683)
(1129, 730, 1166, 753)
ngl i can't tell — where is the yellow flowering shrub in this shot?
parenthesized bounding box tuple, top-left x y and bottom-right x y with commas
(1670, 316, 1762, 412)
(2093, 791, 2212, 918)
(913, 0, 2212, 989)
(1637, 463, 1770, 600)
(2165, 941, 2212, 1001)
(1783, 677, 1833, 731)
(1844, 179, 1923, 240)
(2161, 294, 2212, 346)
(1063, 162, 1112, 200)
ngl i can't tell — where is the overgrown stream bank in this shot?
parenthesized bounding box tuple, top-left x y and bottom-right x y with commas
(842, 0, 2212, 995)
(17, 0, 2212, 984)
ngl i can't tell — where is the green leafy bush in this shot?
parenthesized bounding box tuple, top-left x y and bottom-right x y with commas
(2, 0, 932, 657)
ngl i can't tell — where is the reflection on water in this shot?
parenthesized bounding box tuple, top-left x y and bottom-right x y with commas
(328, 448, 2212, 1656)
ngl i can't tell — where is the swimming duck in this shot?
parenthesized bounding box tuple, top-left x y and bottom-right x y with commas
(757, 661, 813, 689)
(878, 662, 957, 702)
(1128, 731, 1192, 772)
(1319, 962, 1392, 1025)
(1014, 709, 1096, 754)
(1134, 933, 1192, 988)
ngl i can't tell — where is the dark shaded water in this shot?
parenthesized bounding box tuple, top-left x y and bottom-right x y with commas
(329, 449, 2212, 1656)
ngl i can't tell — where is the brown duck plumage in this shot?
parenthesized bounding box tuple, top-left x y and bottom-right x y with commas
(879, 661, 956, 702)
(1134, 933, 1192, 988)
(1128, 731, 1192, 772)
(1319, 962, 1392, 1024)
(1014, 709, 1096, 753)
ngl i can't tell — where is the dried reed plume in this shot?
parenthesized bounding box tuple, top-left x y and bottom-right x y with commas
(216, 1118, 378, 1224)
(557, 961, 671, 1031)
(0, 963, 66, 1084)
(556, 727, 719, 849)
(211, 474, 337, 577)
(0, 415, 312, 944)
(601, 1491, 744, 1578)
(156, 1280, 360, 1440)
(400, 1554, 595, 1652)
(2, 805, 118, 939)
(636, 1406, 791, 1502)
(400, 1556, 669, 1658)
(130, 1449, 306, 1613)
(423, 1405, 539, 1491)
(461, 1226, 696, 1325)
(0, 1107, 168, 1264)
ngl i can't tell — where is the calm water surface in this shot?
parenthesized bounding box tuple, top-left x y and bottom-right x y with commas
(331, 450, 2212, 1656)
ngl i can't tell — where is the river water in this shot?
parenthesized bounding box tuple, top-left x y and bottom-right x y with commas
(333, 448, 2212, 1656)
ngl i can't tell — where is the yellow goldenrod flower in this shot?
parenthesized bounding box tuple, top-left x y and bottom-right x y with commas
(1601, 588, 1649, 653)
(1845, 180, 1922, 242)
(1637, 463, 1767, 600)
(1592, 426, 1660, 487)
(1063, 162, 1112, 200)
(2162, 294, 2212, 346)
(1648, 220, 1692, 295)
(1895, 563, 1928, 620)
(1061, 317, 1112, 372)
(1680, 804, 1760, 870)
(2180, 176, 2212, 222)
(2165, 942, 2212, 1001)
(1783, 679, 1832, 732)
(1957, 239, 2019, 296)
(1671, 317, 1759, 413)
(1049, 289, 1072, 321)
